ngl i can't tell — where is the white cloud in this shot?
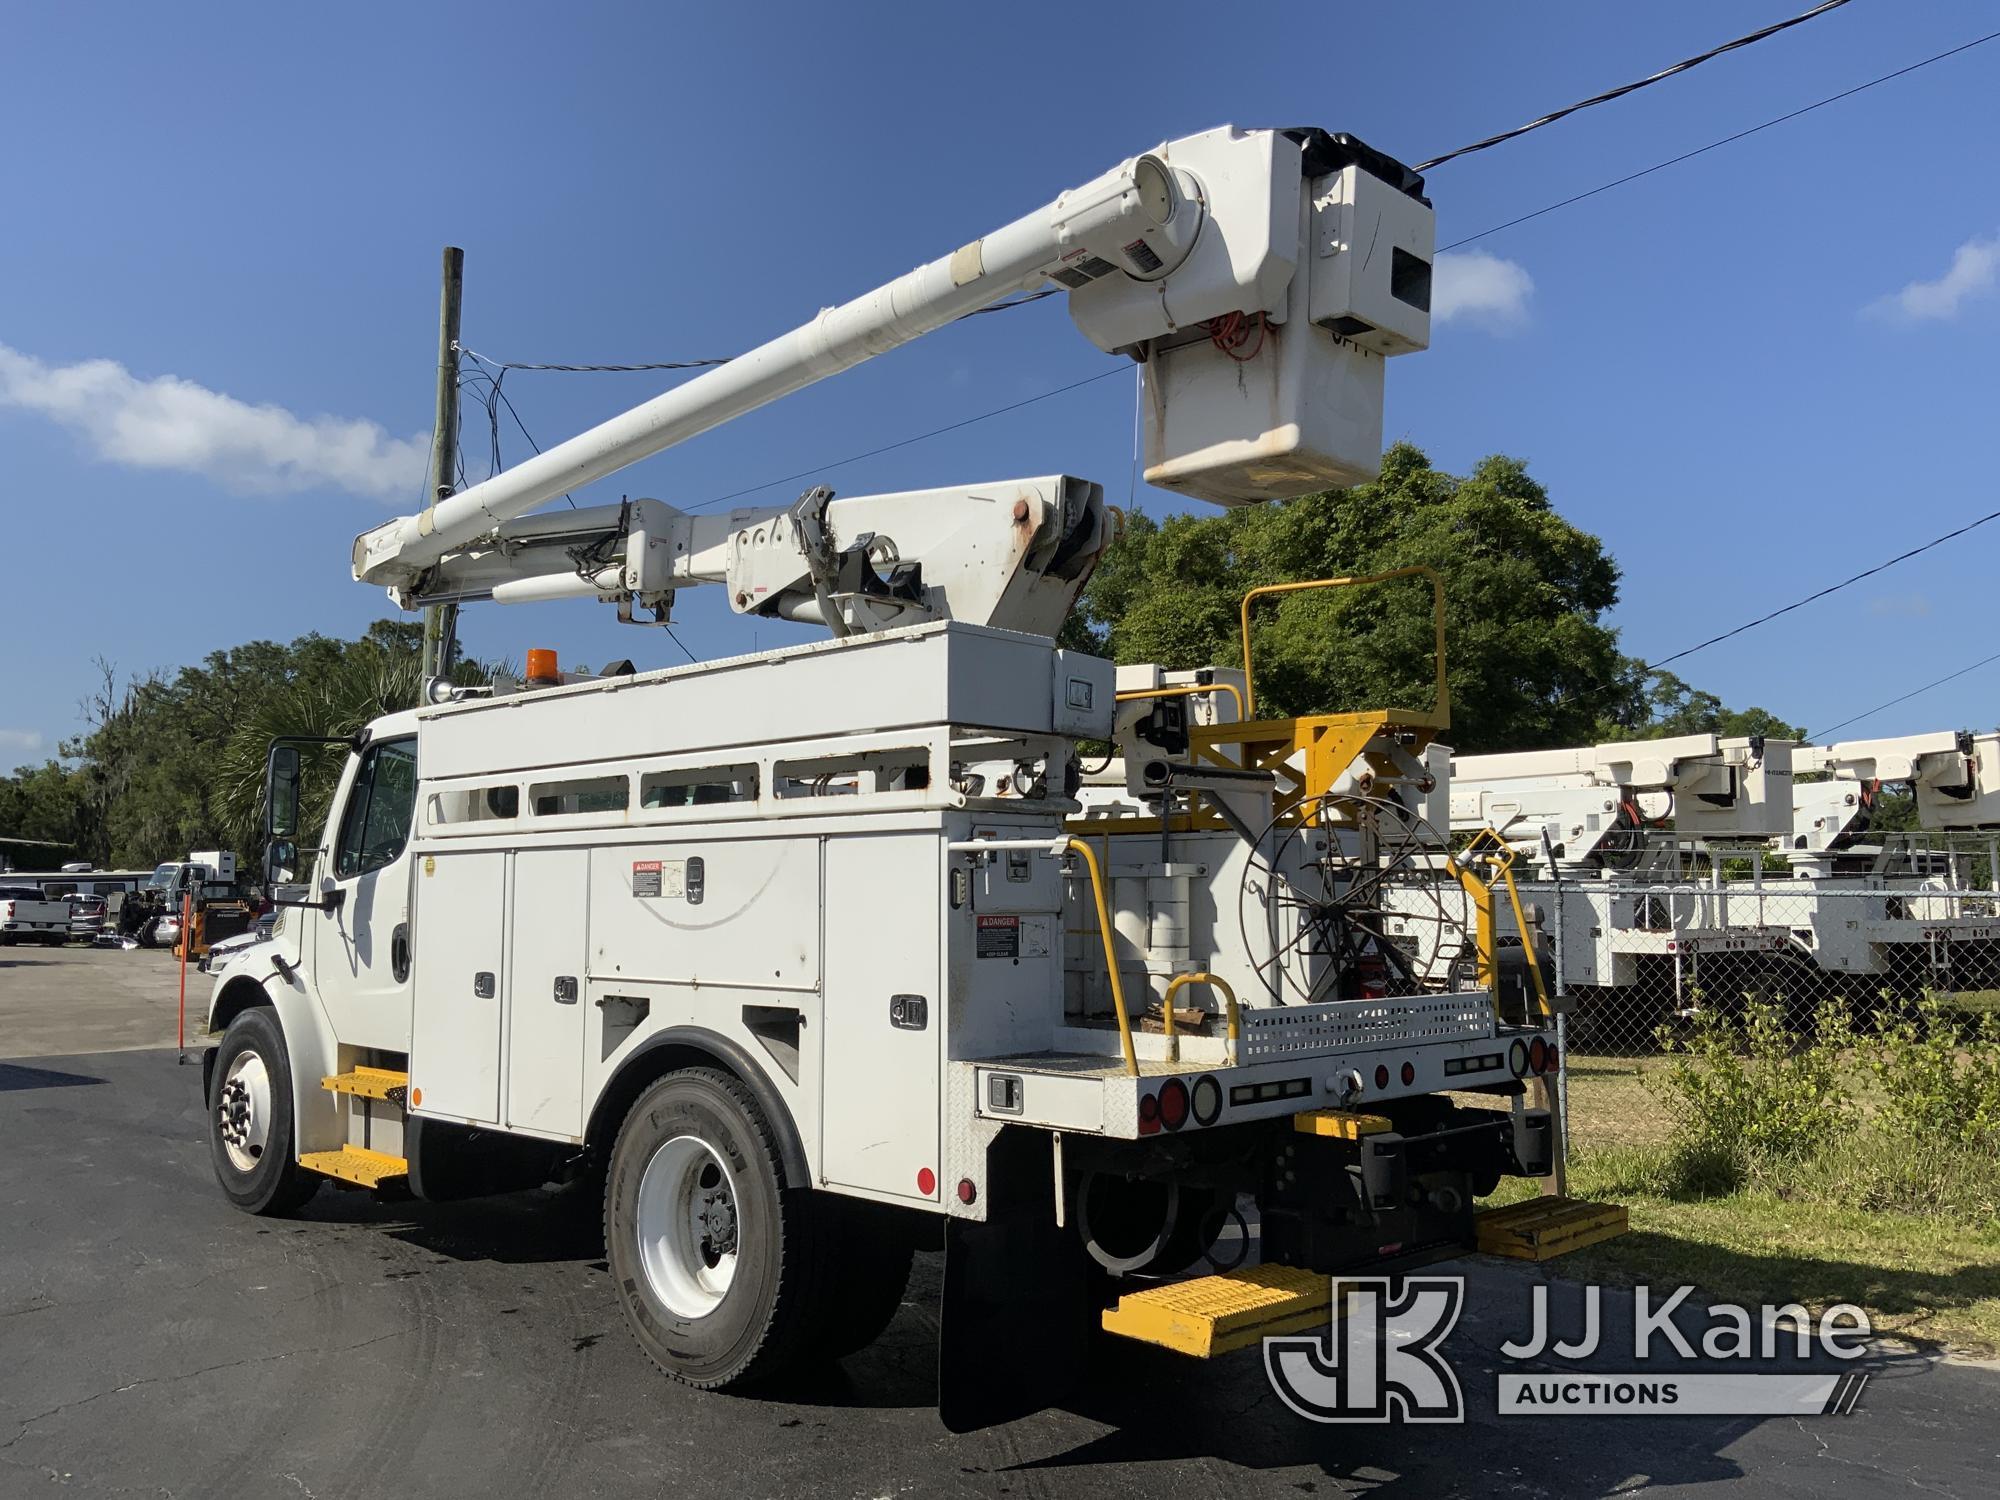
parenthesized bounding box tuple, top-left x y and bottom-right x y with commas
(0, 729, 45, 755)
(1867, 233, 2000, 323)
(1432, 250, 1534, 330)
(1868, 593, 1933, 618)
(0, 341, 428, 501)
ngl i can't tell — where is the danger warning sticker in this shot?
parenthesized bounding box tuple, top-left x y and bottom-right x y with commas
(976, 914, 1020, 959)
(632, 859, 687, 899)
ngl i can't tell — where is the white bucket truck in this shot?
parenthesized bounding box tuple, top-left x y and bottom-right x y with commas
(203, 125, 1562, 1428)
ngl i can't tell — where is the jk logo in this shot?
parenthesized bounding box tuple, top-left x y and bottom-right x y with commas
(1264, 1277, 1466, 1423)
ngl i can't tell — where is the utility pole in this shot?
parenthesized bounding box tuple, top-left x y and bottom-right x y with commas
(418, 246, 465, 683)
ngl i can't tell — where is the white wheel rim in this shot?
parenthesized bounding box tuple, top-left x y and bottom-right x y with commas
(216, 1049, 274, 1173)
(635, 1135, 741, 1318)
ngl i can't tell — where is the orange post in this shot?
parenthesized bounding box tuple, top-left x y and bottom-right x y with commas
(177, 892, 189, 1052)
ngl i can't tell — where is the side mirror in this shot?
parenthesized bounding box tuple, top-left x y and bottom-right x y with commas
(266, 744, 302, 840)
(264, 839, 299, 887)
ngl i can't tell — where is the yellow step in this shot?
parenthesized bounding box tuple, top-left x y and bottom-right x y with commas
(1101, 1265, 1336, 1357)
(299, 1146, 409, 1190)
(321, 1067, 409, 1102)
(1476, 1196, 1629, 1261)
(1292, 1108, 1391, 1140)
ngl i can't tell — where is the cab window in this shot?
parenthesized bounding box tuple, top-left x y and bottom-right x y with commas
(334, 738, 418, 879)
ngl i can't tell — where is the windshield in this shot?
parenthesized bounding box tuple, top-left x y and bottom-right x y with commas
(146, 863, 179, 890)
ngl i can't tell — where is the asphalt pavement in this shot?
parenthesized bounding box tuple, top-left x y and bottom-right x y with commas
(2, 950, 1995, 1497)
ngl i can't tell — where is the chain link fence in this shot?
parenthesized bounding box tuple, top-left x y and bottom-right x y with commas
(1380, 832, 2000, 1057)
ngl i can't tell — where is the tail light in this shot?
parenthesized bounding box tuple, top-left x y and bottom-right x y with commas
(1509, 1039, 1529, 1077)
(1400, 1060, 1416, 1087)
(1138, 1092, 1162, 1136)
(1529, 1037, 1549, 1075)
(1543, 1042, 1561, 1073)
(1373, 1063, 1390, 1090)
(1158, 1078, 1190, 1132)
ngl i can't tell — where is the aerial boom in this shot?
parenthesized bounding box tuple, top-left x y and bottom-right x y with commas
(353, 126, 1434, 619)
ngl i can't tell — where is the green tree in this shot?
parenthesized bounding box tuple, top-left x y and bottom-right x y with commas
(1067, 444, 1639, 751)
(1610, 669, 1803, 742)
(0, 621, 488, 873)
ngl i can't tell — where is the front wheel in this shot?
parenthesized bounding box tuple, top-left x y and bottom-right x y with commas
(207, 1007, 320, 1216)
(605, 1069, 824, 1390)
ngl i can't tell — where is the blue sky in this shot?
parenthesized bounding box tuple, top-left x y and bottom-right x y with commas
(3, 1, 1995, 766)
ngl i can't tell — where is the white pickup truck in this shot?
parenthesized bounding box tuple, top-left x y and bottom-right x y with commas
(0, 884, 71, 945)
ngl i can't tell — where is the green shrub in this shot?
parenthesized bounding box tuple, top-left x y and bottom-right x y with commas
(1627, 991, 2000, 1223)
(1650, 997, 1854, 1195)
(1866, 996, 2000, 1149)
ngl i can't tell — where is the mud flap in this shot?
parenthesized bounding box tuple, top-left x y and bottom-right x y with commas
(938, 1133, 1089, 1432)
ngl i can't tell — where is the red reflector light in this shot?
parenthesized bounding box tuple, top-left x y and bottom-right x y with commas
(1400, 1061, 1416, 1087)
(917, 1167, 937, 1196)
(1138, 1092, 1161, 1135)
(1373, 1064, 1390, 1089)
(1543, 1043, 1560, 1073)
(1158, 1078, 1190, 1131)
(1529, 1037, 1548, 1075)
(956, 1178, 977, 1205)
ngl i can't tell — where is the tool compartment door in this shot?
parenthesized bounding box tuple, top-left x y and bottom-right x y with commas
(820, 833, 941, 1201)
(409, 850, 507, 1124)
(506, 848, 589, 1137)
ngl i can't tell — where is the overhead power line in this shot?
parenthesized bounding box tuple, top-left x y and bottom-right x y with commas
(1809, 650, 2000, 741)
(1534, 497, 2000, 724)
(457, 346, 731, 373)
(1647, 504, 2000, 673)
(1414, 0, 1856, 171)
(684, 366, 1127, 512)
(1441, 28, 2000, 251)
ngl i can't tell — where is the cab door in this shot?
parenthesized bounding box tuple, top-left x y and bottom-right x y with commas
(314, 736, 419, 1051)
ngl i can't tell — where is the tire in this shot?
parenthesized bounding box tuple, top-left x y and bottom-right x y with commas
(207, 1007, 321, 1216)
(605, 1068, 825, 1390)
(803, 1198, 916, 1361)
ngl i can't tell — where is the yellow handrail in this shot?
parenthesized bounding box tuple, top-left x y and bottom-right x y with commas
(1115, 682, 1247, 722)
(1066, 837, 1138, 1076)
(1446, 827, 1552, 1025)
(1238, 567, 1450, 725)
(1162, 971, 1241, 1064)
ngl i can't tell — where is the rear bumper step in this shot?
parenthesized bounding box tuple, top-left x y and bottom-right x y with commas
(1101, 1265, 1336, 1356)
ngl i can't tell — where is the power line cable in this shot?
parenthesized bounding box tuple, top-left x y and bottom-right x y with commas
(685, 365, 1128, 512)
(1647, 504, 2000, 673)
(1531, 499, 2000, 727)
(1808, 650, 2000, 741)
(1441, 28, 2000, 251)
(458, 345, 731, 374)
(1414, 0, 1856, 171)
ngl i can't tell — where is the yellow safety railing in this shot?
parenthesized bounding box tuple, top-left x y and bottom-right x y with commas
(1161, 971, 1240, 1064)
(1066, 837, 1138, 1076)
(1445, 827, 1552, 1025)
(1238, 567, 1450, 726)
(1115, 682, 1247, 722)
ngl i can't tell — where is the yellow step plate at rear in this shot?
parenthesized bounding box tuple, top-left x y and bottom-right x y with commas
(1293, 1108, 1392, 1140)
(320, 1066, 409, 1101)
(1102, 1265, 1337, 1357)
(1476, 1196, 1629, 1261)
(298, 1146, 409, 1189)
